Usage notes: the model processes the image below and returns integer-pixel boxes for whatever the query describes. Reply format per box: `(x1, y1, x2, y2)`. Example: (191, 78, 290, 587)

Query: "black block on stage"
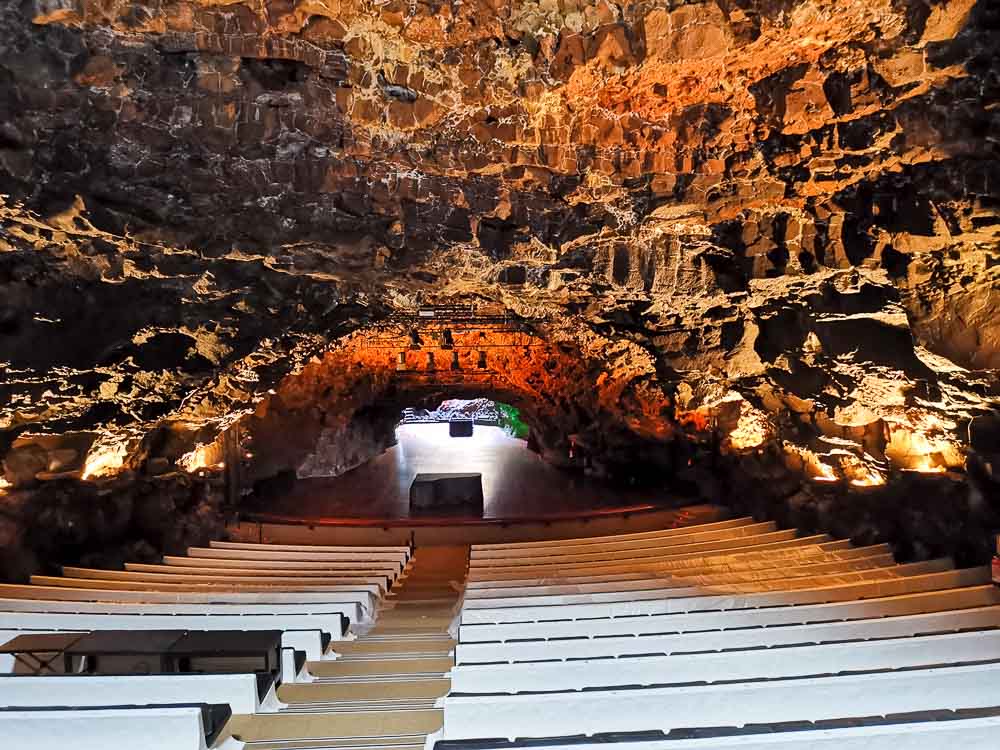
(410, 472, 484, 512)
(449, 418, 474, 437)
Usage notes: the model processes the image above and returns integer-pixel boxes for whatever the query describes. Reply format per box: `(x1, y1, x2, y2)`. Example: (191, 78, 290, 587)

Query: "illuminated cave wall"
(0, 0, 999, 577)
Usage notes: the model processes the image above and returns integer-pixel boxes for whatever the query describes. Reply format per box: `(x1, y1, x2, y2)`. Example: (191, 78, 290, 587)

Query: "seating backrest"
(0, 703, 230, 750)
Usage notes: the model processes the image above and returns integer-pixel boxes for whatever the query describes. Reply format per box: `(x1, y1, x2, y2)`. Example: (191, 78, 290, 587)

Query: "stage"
(260, 423, 673, 522)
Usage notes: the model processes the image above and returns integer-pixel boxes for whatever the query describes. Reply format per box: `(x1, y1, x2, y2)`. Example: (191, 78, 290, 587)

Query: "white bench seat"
(62, 568, 386, 593)
(435, 714, 1000, 750)
(461, 560, 960, 621)
(2, 583, 376, 606)
(0, 672, 281, 714)
(212, 540, 410, 557)
(30, 575, 382, 595)
(457, 600, 1000, 663)
(0, 611, 348, 649)
(439, 662, 1000, 740)
(467, 529, 802, 568)
(187, 547, 408, 565)
(463, 552, 896, 599)
(457, 568, 993, 640)
(0, 597, 368, 625)
(450, 628, 1000, 693)
(464, 542, 876, 590)
(470, 522, 788, 561)
(127, 563, 395, 583)
(466, 535, 836, 581)
(162, 556, 402, 573)
(470, 517, 757, 551)
(0, 705, 240, 750)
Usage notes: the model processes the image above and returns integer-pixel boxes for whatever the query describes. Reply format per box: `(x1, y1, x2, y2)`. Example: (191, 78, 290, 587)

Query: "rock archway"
(242, 309, 675, 485)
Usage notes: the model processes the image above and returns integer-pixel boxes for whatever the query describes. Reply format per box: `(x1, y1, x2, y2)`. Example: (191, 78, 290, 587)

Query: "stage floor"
(268, 423, 662, 520)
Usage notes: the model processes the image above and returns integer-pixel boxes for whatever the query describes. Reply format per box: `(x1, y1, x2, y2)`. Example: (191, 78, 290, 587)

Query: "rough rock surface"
(1, 0, 999, 578)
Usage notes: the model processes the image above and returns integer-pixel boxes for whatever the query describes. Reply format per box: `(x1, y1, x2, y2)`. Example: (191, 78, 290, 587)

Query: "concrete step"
(282, 700, 439, 713)
(247, 737, 426, 750)
(225, 708, 443, 743)
(280, 679, 451, 703)
(330, 640, 455, 657)
(372, 613, 454, 627)
(309, 656, 453, 678)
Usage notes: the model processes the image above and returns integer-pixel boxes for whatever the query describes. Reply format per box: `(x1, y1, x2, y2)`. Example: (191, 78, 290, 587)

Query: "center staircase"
(226, 546, 469, 749)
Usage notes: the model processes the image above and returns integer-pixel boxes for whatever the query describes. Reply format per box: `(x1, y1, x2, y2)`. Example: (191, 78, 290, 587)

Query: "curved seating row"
(433, 515, 1000, 750)
(0, 537, 413, 748)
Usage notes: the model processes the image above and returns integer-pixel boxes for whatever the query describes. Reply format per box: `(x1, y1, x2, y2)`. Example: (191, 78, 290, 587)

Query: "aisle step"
(329, 640, 455, 656)
(248, 738, 426, 750)
(226, 708, 443, 741)
(309, 656, 453, 677)
(280, 679, 451, 703)
(223, 545, 469, 750)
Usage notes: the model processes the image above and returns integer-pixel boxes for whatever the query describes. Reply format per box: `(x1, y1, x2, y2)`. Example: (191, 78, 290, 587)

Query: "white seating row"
(433, 713, 1000, 750)
(457, 585, 1000, 662)
(440, 663, 1000, 739)
(461, 552, 900, 605)
(463, 542, 888, 591)
(2, 705, 243, 750)
(465, 534, 840, 580)
(0, 536, 418, 749)
(460, 561, 977, 625)
(0, 672, 282, 714)
(450, 628, 1000, 693)
(437, 516, 1000, 750)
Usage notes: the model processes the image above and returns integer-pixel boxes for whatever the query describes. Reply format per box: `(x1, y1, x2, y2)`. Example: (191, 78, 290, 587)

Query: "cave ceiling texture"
(0, 0, 999, 577)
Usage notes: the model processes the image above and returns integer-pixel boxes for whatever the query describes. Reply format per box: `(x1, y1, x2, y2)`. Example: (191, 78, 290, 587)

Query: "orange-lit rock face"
(0, 0, 998, 503)
(245, 318, 674, 479)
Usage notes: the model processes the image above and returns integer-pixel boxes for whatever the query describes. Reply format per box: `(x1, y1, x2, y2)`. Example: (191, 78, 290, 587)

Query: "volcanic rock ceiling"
(1, 0, 999, 572)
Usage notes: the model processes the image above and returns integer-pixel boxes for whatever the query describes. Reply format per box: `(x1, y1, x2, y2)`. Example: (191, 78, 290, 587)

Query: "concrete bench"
(438, 662, 1000, 740)
(467, 528, 802, 568)
(30, 575, 383, 595)
(187, 547, 409, 565)
(0, 583, 378, 607)
(0, 597, 368, 626)
(0, 611, 343, 655)
(0, 671, 281, 713)
(127, 563, 394, 588)
(460, 560, 961, 622)
(464, 542, 875, 590)
(457, 585, 1000, 660)
(463, 552, 896, 599)
(162, 556, 404, 576)
(0, 704, 237, 750)
(465, 534, 837, 580)
(450, 628, 1000, 693)
(62, 567, 387, 593)
(469, 522, 780, 560)
(462, 559, 929, 610)
(470, 517, 757, 551)
(430, 712, 1000, 750)
(211, 540, 410, 560)
(456, 569, 993, 641)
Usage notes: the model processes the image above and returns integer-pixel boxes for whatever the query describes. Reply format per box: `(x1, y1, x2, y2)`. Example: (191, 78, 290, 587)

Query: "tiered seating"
(437, 516, 1000, 749)
(0, 538, 412, 746)
(0, 540, 411, 656)
(6, 511, 1000, 749)
(3, 704, 236, 750)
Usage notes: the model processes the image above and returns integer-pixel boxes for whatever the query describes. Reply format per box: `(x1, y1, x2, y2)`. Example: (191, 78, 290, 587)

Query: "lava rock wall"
(1, 0, 999, 577)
